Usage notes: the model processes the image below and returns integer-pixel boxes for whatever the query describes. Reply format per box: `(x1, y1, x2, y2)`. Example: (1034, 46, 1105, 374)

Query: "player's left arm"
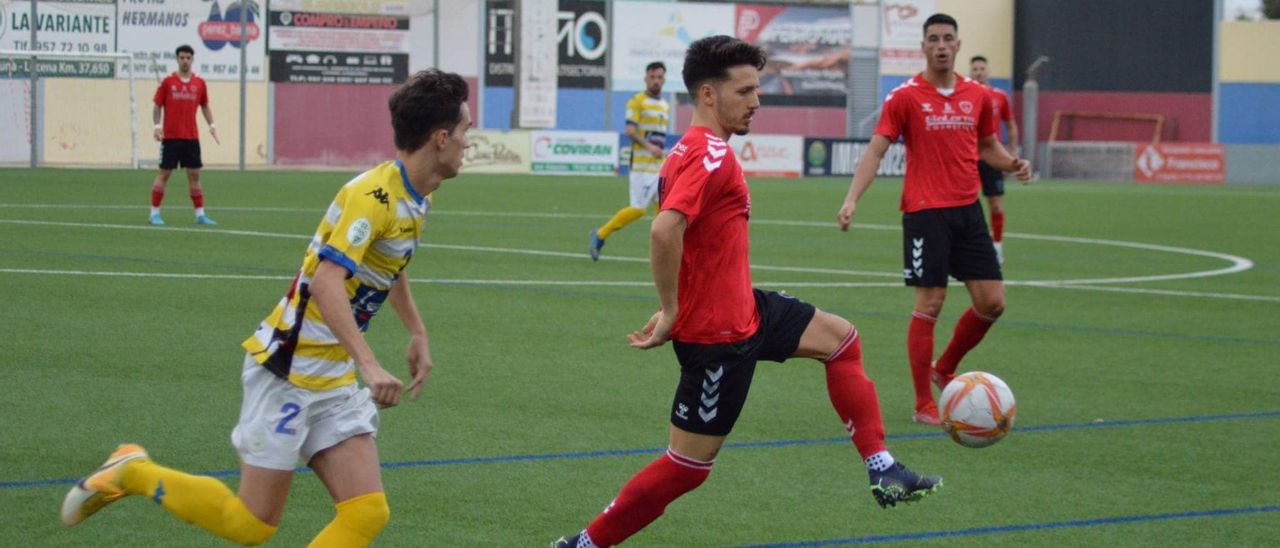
(979, 134, 1030, 182)
(199, 85, 219, 144)
(389, 273, 432, 401)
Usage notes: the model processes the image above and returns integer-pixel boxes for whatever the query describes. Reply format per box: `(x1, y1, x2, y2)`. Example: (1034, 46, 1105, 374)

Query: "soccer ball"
(939, 371, 1017, 448)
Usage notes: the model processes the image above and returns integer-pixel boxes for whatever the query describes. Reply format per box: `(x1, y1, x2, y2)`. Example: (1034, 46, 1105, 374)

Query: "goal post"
(0, 50, 138, 168)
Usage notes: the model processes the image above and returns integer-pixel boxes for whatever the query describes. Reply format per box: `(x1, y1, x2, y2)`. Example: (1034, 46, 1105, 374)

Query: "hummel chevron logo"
(706, 145, 727, 159)
(703, 156, 723, 172)
(702, 379, 720, 393)
(912, 259, 923, 269)
(699, 407, 718, 422)
(707, 366, 724, 382)
(912, 247, 923, 258)
(844, 418, 856, 434)
(913, 237, 924, 248)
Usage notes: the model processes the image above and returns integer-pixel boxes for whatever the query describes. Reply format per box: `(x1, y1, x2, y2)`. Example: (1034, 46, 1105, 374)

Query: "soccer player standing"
(554, 36, 940, 548)
(150, 45, 218, 226)
(969, 54, 1020, 264)
(836, 14, 1031, 425)
(589, 61, 671, 261)
(62, 70, 472, 547)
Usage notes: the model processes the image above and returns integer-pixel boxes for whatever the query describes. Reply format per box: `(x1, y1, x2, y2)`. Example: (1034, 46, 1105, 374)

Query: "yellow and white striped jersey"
(242, 160, 429, 391)
(625, 91, 670, 174)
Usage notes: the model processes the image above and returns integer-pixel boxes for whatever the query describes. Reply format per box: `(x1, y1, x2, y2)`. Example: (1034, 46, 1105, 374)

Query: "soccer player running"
(968, 54, 1020, 265)
(553, 36, 940, 548)
(589, 61, 671, 261)
(149, 45, 219, 226)
(61, 70, 472, 547)
(836, 14, 1031, 425)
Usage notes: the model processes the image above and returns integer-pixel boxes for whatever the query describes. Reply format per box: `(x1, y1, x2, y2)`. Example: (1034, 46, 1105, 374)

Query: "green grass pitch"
(1, 167, 1277, 546)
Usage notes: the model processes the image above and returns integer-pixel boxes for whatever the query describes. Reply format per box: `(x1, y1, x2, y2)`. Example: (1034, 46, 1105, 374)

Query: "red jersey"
(875, 73, 995, 212)
(658, 127, 758, 344)
(986, 85, 1013, 136)
(154, 73, 208, 140)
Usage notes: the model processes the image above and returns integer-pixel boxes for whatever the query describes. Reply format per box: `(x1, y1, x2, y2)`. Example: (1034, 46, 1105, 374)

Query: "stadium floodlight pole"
(238, 2, 248, 171)
(476, 0, 486, 128)
(1211, 0, 1222, 143)
(29, 0, 37, 168)
(1022, 56, 1049, 170)
(433, 0, 441, 69)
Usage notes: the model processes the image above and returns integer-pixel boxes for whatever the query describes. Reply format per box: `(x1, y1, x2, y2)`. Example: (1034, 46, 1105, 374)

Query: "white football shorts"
(629, 170, 661, 209)
(230, 354, 379, 470)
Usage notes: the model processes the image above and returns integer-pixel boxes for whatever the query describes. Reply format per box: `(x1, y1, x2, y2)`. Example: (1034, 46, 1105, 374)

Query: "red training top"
(875, 72, 995, 212)
(154, 73, 208, 141)
(986, 85, 1014, 136)
(658, 126, 759, 344)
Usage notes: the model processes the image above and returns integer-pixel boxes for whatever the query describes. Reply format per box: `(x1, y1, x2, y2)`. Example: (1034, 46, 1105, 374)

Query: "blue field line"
(735, 505, 1280, 547)
(4, 410, 1277, 491)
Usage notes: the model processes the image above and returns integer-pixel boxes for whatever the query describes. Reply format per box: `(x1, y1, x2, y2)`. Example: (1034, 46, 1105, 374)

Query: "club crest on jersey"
(347, 218, 372, 247)
(959, 101, 973, 114)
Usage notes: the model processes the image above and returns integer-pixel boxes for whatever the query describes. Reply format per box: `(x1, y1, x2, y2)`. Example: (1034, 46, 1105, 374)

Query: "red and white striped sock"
(584, 448, 712, 547)
(823, 328, 886, 459)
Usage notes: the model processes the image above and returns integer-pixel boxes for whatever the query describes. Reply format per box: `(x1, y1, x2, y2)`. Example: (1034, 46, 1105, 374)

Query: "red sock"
(907, 311, 937, 409)
(151, 186, 165, 208)
(991, 210, 1004, 242)
(824, 329, 886, 458)
(585, 449, 711, 547)
(935, 307, 997, 378)
(190, 190, 204, 209)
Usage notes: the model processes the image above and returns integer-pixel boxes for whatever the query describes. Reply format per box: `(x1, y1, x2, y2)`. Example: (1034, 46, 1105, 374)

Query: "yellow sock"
(308, 492, 390, 548)
(123, 460, 276, 546)
(597, 207, 646, 239)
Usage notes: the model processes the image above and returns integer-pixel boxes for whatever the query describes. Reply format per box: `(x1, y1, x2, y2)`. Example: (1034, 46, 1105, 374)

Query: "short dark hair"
(175, 45, 194, 56)
(645, 61, 666, 74)
(970, 55, 988, 64)
(388, 69, 469, 153)
(923, 13, 958, 35)
(681, 36, 766, 94)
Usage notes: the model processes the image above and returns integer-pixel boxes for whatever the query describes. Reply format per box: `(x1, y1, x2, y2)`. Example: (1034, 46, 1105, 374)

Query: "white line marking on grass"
(1, 218, 1269, 301)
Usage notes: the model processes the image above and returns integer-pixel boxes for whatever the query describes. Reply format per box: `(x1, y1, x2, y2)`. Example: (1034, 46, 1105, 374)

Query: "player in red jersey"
(969, 54, 1020, 264)
(552, 36, 940, 548)
(150, 45, 218, 226)
(837, 14, 1031, 426)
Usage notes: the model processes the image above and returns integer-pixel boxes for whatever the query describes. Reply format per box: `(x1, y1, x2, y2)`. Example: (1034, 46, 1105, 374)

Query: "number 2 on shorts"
(275, 402, 302, 435)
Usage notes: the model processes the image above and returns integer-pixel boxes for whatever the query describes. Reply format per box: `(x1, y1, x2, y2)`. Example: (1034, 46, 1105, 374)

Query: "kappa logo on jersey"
(704, 136, 728, 172)
(365, 187, 390, 208)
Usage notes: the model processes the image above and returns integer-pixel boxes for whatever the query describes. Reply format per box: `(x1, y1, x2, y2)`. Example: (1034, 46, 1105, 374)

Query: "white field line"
(0, 217, 1270, 302)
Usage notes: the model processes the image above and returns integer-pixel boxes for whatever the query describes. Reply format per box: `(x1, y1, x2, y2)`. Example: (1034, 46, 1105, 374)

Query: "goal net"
(0, 50, 137, 167)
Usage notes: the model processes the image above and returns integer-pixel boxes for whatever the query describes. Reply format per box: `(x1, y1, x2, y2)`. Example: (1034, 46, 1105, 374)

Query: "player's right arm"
(629, 209, 686, 349)
(152, 83, 165, 142)
(310, 259, 405, 407)
(624, 95, 662, 157)
(840, 89, 905, 231)
(838, 134, 892, 231)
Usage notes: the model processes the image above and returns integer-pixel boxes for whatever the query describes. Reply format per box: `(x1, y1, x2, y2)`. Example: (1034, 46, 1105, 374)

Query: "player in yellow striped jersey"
(589, 61, 671, 261)
(61, 70, 472, 547)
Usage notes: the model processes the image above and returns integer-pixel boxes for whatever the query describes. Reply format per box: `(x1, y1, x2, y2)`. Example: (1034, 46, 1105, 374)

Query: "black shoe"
(550, 534, 580, 548)
(869, 462, 942, 508)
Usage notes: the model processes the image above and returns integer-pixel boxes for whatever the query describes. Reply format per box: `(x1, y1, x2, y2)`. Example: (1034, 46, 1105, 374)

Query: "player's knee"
(977, 299, 1005, 319)
(342, 491, 391, 537)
